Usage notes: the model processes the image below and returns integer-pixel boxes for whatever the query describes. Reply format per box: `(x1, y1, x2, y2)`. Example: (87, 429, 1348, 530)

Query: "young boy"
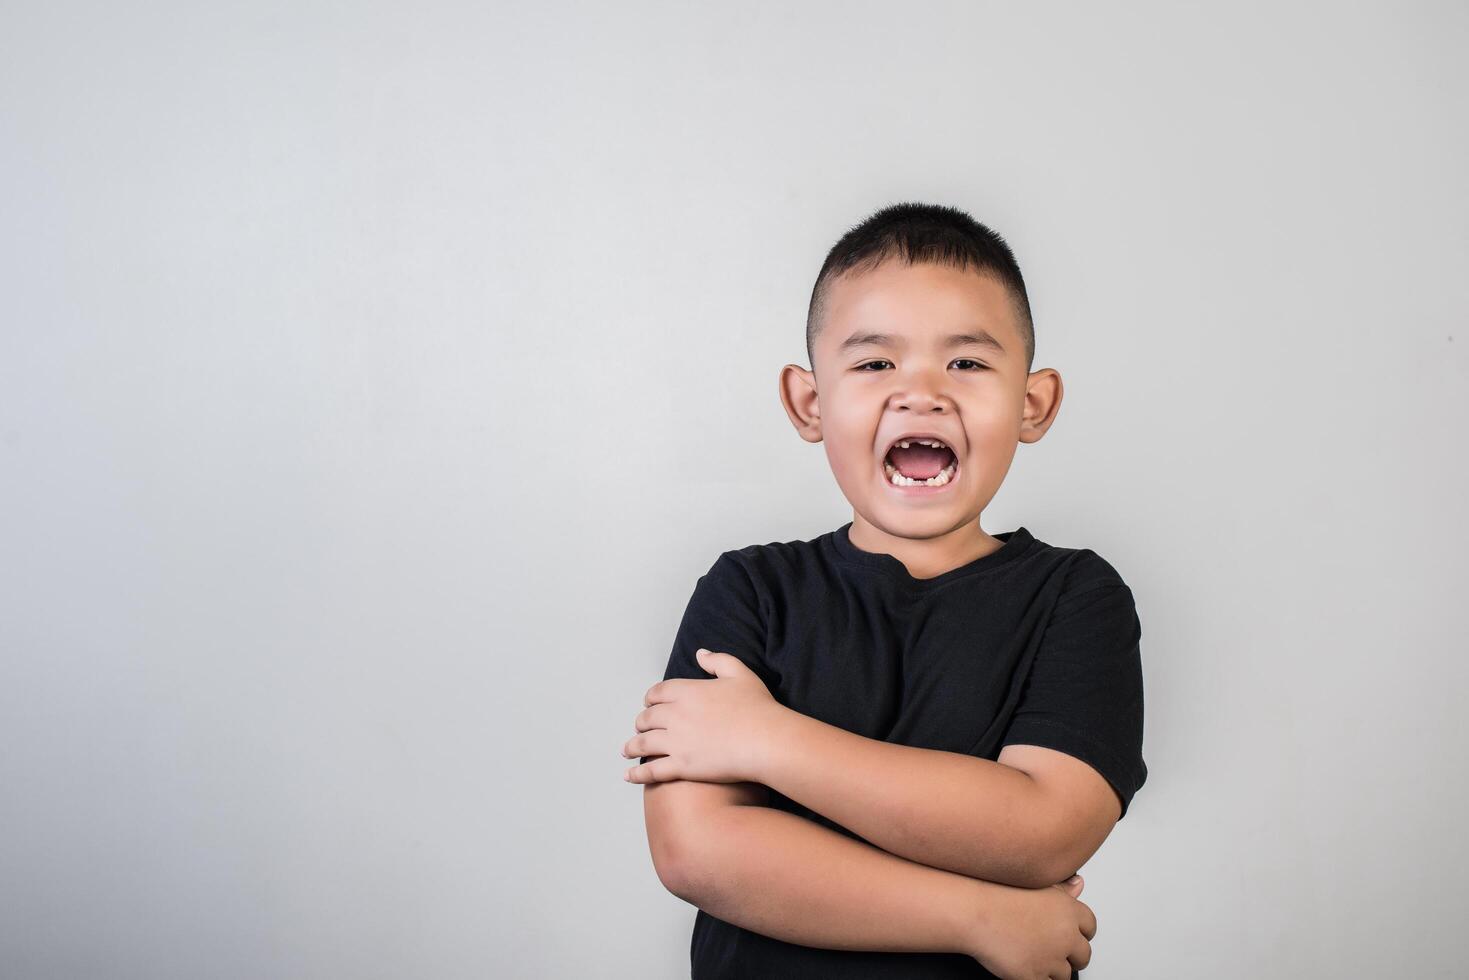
(621, 202, 1147, 979)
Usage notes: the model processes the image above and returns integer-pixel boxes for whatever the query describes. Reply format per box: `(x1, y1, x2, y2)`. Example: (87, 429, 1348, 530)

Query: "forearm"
(760, 709, 1053, 887)
(669, 800, 1000, 958)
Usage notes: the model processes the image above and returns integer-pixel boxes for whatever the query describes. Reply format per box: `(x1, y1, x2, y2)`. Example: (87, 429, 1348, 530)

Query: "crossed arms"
(636, 700, 1122, 958)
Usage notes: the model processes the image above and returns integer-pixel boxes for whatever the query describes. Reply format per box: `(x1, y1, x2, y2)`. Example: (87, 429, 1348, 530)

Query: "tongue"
(888, 444, 951, 480)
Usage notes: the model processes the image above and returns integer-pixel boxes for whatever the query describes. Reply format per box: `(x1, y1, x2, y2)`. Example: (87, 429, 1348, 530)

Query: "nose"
(891, 367, 954, 413)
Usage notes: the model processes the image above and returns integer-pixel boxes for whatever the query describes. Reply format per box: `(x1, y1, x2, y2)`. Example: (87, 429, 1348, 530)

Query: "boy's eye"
(854, 359, 989, 372)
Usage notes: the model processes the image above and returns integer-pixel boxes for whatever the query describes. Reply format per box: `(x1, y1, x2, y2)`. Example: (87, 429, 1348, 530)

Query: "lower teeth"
(884, 460, 956, 487)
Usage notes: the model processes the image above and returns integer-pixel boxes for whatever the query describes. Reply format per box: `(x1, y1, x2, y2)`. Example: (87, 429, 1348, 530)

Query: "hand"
(621, 648, 787, 785)
(962, 874, 1096, 980)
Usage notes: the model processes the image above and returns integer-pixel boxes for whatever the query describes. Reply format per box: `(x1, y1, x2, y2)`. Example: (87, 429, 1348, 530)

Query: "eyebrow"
(838, 330, 1008, 356)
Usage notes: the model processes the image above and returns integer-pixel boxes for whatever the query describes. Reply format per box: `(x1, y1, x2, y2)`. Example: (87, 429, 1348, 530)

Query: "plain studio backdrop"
(2, 2, 1465, 977)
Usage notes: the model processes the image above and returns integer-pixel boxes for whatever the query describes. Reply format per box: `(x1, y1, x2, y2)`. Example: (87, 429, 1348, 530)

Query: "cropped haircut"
(805, 202, 1035, 372)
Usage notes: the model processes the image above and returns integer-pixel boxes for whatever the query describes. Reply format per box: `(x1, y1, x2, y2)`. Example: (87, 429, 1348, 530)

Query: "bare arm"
(753, 710, 1118, 888)
(644, 779, 1006, 958)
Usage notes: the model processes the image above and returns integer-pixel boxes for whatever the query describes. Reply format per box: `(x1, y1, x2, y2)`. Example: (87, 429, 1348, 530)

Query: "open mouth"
(881, 436, 959, 491)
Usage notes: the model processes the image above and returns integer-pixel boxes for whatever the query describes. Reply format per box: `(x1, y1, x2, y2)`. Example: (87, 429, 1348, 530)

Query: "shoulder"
(1061, 548, 1133, 597)
(1024, 529, 1134, 594)
(1020, 534, 1139, 624)
(711, 528, 834, 589)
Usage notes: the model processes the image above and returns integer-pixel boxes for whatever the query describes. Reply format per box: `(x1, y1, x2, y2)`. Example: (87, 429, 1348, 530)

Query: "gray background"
(2, 1, 1465, 977)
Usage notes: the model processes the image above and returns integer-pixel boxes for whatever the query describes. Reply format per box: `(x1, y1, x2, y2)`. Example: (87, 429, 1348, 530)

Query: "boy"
(620, 202, 1147, 979)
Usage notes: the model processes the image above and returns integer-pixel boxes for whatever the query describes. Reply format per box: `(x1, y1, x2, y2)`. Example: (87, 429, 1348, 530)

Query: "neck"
(847, 513, 1004, 581)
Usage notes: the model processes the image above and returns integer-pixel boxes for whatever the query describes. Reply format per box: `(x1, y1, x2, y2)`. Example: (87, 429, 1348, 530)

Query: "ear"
(778, 363, 823, 444)
(1019, 367, 1063, 445)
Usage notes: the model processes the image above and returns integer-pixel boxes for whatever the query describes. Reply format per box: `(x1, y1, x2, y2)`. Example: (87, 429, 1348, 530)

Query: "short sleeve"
(638, 551, 775, 765)
(1000, 557, 1148, 820)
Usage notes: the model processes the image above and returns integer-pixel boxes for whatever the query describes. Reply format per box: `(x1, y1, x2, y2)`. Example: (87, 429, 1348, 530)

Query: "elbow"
(1017, 800, 1114, 887)
(1028, 856, 1073, 890)
(951, 842, 1057, 890)
(649, 832, 690, 898)
(1019, 826, 1078, 889)
(655, 821, 743, 907)
(649, 828, 709, 903)
(1012, 855, 1068, 890)
(1028, 832, 1102, 889)
(643, 781, 765, 902)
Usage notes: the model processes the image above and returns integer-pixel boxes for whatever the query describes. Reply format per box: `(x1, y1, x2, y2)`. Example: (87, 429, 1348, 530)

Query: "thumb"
(1060, 874, 1084, 897)
(694, 647, 740, 676)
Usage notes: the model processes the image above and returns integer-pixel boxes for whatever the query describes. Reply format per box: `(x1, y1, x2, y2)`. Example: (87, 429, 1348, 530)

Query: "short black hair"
(805, 202, 1034, 372)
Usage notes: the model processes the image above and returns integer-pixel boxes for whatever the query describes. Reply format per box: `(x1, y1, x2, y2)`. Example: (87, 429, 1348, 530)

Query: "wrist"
(752, 702, 805, 784)
(952, 875, 1006, 961)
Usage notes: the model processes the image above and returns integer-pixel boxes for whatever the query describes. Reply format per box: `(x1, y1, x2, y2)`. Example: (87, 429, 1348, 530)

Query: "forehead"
(818, 260, 1021, 357)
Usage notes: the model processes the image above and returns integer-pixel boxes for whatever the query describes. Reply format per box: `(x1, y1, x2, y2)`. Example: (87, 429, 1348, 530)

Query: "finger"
(624, 757, 673, 784)
(1068, 934, 1093, 972)
(632, 704, 669, 735)
(694, 648, 743, 677)
(623, 730, 669, 760)
(643, 679, 683, 708)
(1080, 900, 1097, 940)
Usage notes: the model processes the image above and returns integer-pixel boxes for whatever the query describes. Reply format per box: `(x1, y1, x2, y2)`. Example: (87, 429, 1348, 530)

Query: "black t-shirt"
(644, 521, 1147, 979)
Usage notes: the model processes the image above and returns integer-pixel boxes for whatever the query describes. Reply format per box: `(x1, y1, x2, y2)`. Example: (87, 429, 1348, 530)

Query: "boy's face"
(780, 259, 1062, 548)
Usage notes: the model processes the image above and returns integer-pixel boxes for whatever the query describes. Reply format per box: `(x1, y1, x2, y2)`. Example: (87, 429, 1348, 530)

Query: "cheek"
(822, 433, 865, 474)
(820, 423, 876, 481)
(956, 398, 1016, 439)
(963, 424, 1022, 482)
(973, 413, 1022, 449)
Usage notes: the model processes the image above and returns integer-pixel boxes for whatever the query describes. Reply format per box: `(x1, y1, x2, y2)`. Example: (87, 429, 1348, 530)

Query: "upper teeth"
(884, 437, 958, 488)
